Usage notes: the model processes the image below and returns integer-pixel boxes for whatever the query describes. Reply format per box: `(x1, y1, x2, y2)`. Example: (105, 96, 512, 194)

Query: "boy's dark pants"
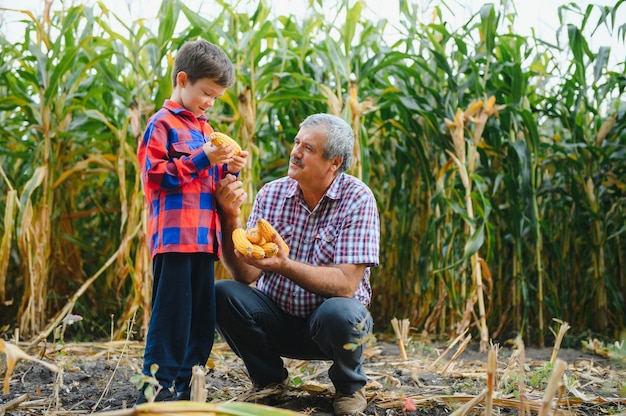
(142, 252, 216, 393)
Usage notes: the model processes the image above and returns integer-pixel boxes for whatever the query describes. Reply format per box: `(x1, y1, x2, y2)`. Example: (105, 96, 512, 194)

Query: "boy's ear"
(176, 71, 188, 87)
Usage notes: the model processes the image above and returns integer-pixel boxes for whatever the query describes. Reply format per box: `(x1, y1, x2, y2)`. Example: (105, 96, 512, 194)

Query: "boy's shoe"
(176, 388, 191, 401)
(135, 387, 176, 406)
(333, 387, 367, 415)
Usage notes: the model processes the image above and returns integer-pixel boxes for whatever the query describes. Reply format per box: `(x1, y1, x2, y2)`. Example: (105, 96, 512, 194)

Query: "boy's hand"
(227, 150, 249, 173)
(203, 142, 236, 166)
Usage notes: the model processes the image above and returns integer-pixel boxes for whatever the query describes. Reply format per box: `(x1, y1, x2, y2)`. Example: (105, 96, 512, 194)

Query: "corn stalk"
(0, 0, 624, 345)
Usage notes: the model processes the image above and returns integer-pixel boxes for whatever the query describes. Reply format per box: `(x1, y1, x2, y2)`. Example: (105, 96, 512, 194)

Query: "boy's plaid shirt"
(138, 100, 229, 258)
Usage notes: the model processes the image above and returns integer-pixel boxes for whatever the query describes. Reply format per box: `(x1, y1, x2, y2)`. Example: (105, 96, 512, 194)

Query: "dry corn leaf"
(0, 339, 60, 394)
(95, 400, 303, 415)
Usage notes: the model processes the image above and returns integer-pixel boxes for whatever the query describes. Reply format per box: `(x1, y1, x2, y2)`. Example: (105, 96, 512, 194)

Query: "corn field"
(0, 0, 624, 350)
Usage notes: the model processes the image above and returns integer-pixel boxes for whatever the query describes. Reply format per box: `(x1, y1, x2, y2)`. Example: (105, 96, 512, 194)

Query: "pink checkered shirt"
(249, 174, 380, 317)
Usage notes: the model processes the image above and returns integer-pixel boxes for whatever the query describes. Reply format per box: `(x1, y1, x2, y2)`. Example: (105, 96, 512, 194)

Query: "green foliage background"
(0, 0, 624, 348)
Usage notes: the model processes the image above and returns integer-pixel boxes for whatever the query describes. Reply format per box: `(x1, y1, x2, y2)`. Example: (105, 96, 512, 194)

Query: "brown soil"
(1, 335, 624, 415)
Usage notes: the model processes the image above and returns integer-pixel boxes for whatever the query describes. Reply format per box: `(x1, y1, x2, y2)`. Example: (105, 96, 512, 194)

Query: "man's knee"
(316, 298, 372, 333)
(215, 279, 238, 297)
(215, 279, 240, 313)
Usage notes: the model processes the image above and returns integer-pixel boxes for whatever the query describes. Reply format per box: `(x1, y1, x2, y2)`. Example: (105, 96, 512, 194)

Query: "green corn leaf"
(463, 223, 485, 259)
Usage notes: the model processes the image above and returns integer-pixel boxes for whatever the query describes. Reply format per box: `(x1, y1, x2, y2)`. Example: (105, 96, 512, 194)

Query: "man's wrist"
(218, 208, 242, 227)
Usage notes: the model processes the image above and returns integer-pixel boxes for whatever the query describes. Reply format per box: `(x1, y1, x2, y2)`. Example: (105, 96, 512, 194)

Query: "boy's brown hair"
(172, 39, 235, 88)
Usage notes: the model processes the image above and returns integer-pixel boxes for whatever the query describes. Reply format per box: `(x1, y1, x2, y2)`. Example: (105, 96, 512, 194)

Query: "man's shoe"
(135, 386, 175, 405)
(264, 376, 290, 390)
(253, 376, 290, 391)
(333, 387, 367, 415)
(245, 377, 290, 405)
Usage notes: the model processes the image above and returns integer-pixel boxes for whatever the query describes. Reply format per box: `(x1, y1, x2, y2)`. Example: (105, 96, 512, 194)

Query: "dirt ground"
(1, 334, 625, 415)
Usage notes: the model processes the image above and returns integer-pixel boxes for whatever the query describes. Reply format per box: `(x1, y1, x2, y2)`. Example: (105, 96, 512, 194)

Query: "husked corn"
(209, 131, 243, 155)
(232, 228, 253, 255)
(256, 218, 290, 256)
(245, 227, 264, 244)
(250, 244, 266, 259)
(260, 242, 279, 257)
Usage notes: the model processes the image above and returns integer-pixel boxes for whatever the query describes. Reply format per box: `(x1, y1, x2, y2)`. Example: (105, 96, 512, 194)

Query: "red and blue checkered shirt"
(248, 173, 380, 317)
(138, 100, 230, 258)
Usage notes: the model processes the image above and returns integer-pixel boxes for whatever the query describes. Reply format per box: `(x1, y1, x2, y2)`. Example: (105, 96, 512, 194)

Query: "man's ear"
(176, 71, 188, 87)
(331, 157, 343, 172)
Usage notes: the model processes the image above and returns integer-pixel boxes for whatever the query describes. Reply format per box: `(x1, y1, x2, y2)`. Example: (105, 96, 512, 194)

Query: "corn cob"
(245, 227, 264, 244)
(256, 218, 278, 240)
(232, 228, 253, 255)
(260, 242, 279, 257)
(250, 244, 266, 259)
(256, 218, 290, 255)
(209, 131, 242, 155)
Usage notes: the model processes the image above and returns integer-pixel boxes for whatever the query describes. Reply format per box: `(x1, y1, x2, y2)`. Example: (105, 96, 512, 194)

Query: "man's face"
(178, 73, 226, 117)
(288, 125, 339, 185)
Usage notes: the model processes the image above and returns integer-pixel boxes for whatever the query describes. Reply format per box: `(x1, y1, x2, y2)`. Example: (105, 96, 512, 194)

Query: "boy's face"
(176, 72, 227, 117)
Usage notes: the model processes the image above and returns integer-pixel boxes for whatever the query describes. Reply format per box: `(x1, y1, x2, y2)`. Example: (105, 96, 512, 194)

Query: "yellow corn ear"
(257, 218, 290, 256)
(250, 244, 266, 259)
(277, 238, 290, 256)
(256, 218, 277, 240)
(245, 227, 263, 244)
(260, 242, 279, 258)
(232, 228, 253, 255)
(209, 131, 242, 155)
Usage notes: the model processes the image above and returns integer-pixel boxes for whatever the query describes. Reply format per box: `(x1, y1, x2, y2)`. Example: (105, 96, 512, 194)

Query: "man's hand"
(234, 233, 289, 271)
(216, 174, 247, 218)
(216, 174, 263, 284)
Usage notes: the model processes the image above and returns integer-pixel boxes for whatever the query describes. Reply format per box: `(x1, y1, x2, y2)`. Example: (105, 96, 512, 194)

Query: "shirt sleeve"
(246, 186, 266, 229)
(139, 119, 211, 191)
(335, 188, 380, 267)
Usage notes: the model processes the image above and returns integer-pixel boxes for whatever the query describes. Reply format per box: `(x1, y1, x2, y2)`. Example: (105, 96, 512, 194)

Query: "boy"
(136, 39, 247, 404)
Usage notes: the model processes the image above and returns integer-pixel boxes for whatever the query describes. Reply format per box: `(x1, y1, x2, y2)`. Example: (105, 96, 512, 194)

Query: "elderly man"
(214, 113, 380, 415)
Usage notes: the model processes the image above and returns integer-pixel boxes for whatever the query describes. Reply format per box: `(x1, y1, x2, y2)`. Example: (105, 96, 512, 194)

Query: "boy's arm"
(139, 120, 236, 191)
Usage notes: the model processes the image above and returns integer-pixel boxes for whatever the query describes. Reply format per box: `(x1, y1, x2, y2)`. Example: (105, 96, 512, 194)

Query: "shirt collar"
(286, 173, 345, 201)
(163, 100, 208, 121)
(325, 173, 344, 200)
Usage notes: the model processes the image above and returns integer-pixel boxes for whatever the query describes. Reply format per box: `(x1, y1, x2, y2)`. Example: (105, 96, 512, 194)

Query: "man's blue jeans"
(215, 279, 372, 395)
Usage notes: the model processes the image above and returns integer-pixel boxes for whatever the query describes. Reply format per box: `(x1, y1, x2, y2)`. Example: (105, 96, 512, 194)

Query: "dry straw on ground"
(1, 319, 625, 415)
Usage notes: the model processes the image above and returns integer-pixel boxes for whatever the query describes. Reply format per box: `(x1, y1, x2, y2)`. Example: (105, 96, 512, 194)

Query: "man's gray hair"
(300, 113, 354, 173)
